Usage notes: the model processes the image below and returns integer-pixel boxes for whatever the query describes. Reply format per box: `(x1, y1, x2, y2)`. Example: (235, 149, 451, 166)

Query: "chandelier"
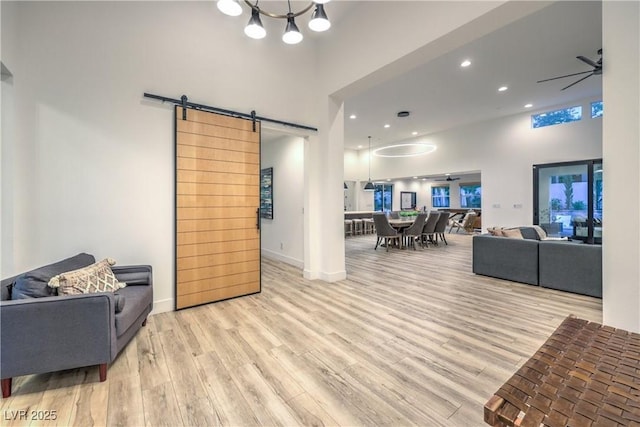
(216, 0, 331, 45)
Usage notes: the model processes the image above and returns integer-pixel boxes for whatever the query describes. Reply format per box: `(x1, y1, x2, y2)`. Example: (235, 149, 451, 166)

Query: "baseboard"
(150, 298, 173, 314)
(303, 269, 346, 282)
(261, 249, 304, 269)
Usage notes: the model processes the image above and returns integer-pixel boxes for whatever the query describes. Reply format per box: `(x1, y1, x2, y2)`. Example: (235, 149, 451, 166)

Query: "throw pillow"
(11, 253, 96, 300)
(532, 225, 547, 240)
(487, 227, 504, 236)
(519, 227, 539, 240)
(502, 228, 524, 239)
(48, 258, 126, 295)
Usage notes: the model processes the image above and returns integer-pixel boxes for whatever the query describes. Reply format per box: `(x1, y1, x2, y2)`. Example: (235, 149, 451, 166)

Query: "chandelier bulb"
(282, 15, 303, 44)
(309, 4, 330, 32)
(217, 0, 242, 17)
(244, 7, 266, 39)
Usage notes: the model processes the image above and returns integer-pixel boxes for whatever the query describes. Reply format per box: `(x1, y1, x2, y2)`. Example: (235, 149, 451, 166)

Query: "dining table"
(388, 218, 416, 248)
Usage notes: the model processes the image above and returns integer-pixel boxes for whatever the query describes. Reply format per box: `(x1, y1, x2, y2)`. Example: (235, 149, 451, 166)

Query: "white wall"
(260, 135, 304, 268)
(602, 1, 640, 332)
(345, 98, 602, 229)
(1, 2, 318, 312)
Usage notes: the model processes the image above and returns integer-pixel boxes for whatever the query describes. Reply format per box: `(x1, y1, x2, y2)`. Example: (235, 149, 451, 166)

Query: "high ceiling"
(343, 1, 603, 150)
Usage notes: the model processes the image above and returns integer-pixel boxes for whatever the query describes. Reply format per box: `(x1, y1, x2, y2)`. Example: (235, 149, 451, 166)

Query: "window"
(532, 106, 582, 128)
(591, 101, 603, 118)
(431, 186, 450, 208)
(460, 183, 481, 208)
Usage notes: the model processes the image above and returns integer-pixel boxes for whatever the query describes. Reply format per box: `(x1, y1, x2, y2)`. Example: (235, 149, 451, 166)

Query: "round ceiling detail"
(397, 111, 410, 118)
(372, 143, 436, 158)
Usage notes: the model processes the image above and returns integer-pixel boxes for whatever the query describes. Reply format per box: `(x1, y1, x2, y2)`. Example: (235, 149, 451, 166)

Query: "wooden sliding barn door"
(175, 107, 261, 310)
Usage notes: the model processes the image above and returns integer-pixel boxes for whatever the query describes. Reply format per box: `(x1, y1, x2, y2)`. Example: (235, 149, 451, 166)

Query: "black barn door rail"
(143, 92, 318, 132)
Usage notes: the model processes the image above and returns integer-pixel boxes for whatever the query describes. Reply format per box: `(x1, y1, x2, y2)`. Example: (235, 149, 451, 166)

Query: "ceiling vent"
(397, 111, 410, 118)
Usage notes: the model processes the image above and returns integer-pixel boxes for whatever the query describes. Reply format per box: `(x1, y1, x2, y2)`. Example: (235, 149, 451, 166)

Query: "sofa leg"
(142, 318, 147, 327)
(99, 364, 107, 382)
(2, 378, 11, 398)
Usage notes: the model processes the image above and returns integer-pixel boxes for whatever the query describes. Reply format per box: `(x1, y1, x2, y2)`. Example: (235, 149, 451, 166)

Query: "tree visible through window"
(431, 186, 450, 208)
(460, 183, 481, 208)
(532, 106, 582, 128)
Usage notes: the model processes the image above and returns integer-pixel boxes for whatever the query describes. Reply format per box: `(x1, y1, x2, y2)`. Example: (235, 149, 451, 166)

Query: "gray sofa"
(473, 233, 602, 298)
(1, 253, 153, 398)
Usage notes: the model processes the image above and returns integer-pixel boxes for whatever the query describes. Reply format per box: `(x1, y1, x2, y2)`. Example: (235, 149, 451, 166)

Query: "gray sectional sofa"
(1, 253, 153, 398)
(472, 231, 602, 298)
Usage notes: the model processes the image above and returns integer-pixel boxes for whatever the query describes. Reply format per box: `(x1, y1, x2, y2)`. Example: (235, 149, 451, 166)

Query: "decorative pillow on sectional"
(11, 253, 96, 300)
(487, 227, 504, 236)
(519, 227, 540, 240)
(48, 258, 126, 295)
(502, 228, 524, 239)
(532, 225, 547, 240)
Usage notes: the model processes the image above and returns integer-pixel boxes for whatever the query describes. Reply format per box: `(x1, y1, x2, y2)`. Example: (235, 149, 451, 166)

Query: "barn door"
(175, 106, 261, 309)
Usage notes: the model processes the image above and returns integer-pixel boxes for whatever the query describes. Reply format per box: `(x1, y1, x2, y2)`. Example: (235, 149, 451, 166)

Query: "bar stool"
(363, 218, 375, 234)
(344, 219, 354, 237)
(352, 218, 364, 235)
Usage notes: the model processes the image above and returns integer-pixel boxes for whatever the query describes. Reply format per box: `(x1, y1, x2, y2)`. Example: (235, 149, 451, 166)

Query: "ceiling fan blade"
(577, 55, 599, 68)
(561, 73, 593, 91)
(537, 70, 593, 83)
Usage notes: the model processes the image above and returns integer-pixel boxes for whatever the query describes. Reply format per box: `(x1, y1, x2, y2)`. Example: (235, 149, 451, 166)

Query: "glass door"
(593, 162, 603, 244)
(374, 184, 393, 212)
(533, 159, 602, 244)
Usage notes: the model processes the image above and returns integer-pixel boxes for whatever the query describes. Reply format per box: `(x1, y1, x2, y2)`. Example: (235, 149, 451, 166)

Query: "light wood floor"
(1, 233, 602, 426)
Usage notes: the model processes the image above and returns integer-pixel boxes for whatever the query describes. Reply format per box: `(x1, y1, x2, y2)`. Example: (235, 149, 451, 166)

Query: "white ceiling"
(343, 1, 603, 150)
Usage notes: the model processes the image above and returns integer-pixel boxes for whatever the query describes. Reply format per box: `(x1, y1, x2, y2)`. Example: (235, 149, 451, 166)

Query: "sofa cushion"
(11, 253, 96, 300)
(115, 285, 152, 337)
(49, 258, 126, 295)
(502, 228, 523, 239)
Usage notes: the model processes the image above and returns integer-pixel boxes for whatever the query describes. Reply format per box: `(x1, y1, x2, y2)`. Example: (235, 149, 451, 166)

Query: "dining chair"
(402, 213, 428, 250)
(420, 212, 440, 247)
(434, 211, 451, 245)
(372, 213, 401, 251)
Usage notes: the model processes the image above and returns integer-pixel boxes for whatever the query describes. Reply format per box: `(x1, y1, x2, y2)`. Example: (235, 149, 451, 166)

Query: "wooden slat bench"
(484, 315, 640, 426)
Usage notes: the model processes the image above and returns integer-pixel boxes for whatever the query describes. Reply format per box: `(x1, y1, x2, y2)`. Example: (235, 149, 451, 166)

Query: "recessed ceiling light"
(524, 103, 533, 108)
(384, 124, 390, 128)
(357, 145, 363, 149)
(422, 178, 427, 181)
(445, 173, 451, 176)
(349, 114, 357, 119)
(460, 59, 471, 67)
(412, 131, 418, 136)
(498, 86, 508, 92)
(386, 179, 391, 181)
(413, 176, 418, 179)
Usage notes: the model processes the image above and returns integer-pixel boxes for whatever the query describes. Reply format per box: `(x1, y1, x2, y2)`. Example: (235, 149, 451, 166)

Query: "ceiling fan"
(537, 48, 603, 91)
(435, 176, 460, 182)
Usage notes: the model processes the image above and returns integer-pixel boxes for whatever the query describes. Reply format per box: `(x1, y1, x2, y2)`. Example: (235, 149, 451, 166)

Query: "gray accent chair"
(1, 253, 153, 398)
(373, 213, 401, 251)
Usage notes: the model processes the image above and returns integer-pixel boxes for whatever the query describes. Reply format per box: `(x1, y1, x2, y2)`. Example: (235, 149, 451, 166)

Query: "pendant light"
(308, 4, 331, 32)
(282, 13, 303, 44)
(364, 136, 375, 191)
(244, 7, 266, 39)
